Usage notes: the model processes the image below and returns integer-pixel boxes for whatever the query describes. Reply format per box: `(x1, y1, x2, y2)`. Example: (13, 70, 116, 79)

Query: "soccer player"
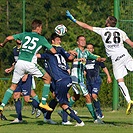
(66, 10, 133, 115)
(68, 35, 105, 123)
(5, 40, 41, 123)
(0, 19, 56, 114)
(43, 33, 77, 125)
(85, 43, 112, 119)
(37, 49, 85, 127)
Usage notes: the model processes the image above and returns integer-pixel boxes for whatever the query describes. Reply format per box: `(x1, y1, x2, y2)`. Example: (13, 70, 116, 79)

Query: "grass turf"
(0, 106, 133, 133)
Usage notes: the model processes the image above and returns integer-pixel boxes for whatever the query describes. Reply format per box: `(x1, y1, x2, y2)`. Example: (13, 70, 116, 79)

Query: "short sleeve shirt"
(93, 27, 129, 57)
(13, 32, 52, 63)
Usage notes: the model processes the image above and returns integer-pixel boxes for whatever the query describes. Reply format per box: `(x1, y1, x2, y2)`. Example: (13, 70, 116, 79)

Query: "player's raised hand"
(0, 43, 4, 47)
(5, 67, 13, 73)
(69, 50, 77, 56)
(66, 10, 76, 23)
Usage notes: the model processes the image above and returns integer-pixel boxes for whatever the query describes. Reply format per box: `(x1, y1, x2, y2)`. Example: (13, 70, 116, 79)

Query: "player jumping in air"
(66, 10, 133, 115)
(0, 19, 56, 114)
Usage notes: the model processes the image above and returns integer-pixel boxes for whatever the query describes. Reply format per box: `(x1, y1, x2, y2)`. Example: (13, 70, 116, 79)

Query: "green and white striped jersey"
(71, 47, 98, 83)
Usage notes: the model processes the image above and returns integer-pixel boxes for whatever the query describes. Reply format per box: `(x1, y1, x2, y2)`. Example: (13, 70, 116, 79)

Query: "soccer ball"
(55, 24, 67, 36)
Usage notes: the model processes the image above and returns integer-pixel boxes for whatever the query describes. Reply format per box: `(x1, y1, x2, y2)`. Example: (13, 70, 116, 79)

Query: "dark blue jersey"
(8, 45, 20, 66)
(53, 46, 70, 71)
(13, 46, 20, 63)
(85, 59, 105, 81)
(53, 45, 70, 60)
(42, 45, 70, 79)
(40, 52, 70, 81)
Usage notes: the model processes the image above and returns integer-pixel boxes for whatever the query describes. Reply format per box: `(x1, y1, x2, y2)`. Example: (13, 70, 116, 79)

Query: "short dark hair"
(87, 43, 94, 47)
(51, 33, 61, 41)
(106, 16, 117, 27)
(76, 35, 85, 41)
(31, 19, 42, 30)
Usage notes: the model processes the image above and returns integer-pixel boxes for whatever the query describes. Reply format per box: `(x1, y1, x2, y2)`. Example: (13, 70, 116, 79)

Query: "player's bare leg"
(39, 72, 53, 111)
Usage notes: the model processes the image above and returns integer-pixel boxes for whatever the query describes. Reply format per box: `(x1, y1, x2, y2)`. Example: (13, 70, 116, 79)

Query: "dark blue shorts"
(55, 77, 72, 105)
(50, 80, 56, 93)
(86, 76, 102, 95)
(14, 75, 32, 96)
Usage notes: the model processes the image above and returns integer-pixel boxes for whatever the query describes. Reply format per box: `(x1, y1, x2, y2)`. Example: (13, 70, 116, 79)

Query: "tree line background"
(0, 0, 132, 108)
(0, 0, 114, 75)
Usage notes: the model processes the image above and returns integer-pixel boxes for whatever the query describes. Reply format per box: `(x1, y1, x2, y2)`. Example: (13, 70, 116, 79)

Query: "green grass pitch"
(0, 106, 133, 133)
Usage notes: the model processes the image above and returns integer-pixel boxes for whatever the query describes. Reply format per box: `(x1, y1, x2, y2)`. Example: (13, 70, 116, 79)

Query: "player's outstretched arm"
(66, 10, 93, 31)
(68, 50, 77, 60)
(125, 38, 133, 48)
(103, 67, 112, 83)
(96, 57, 106, 62)
(0, 36, 14, 47)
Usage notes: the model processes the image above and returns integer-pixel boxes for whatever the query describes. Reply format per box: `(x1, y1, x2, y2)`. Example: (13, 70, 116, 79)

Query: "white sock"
(118, 82, 131, 103)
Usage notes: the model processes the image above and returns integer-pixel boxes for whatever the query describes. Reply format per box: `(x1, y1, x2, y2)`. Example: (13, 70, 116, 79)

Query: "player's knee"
(43, 73, 51, 83)
(30, 90, 36, 97)
(24, 96, 31, 103)
(10, 84, 17, 91)
(92, 94, 98, 100)
(85, 94, 91, 103)
(13, 92, 21, 99)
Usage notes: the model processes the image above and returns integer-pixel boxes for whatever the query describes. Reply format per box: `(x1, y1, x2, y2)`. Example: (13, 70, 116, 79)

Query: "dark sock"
(45, 99, 58, 119)
(14, 98, 22, 120)
(62, 110, 68, 122)
(94, 99, 102, 116)
(64, 107, 82, 123)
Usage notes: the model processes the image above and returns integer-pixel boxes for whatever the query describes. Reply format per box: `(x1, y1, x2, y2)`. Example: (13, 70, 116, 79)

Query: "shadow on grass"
(36, 120, 67, 126)
(78, 115, 133, 126)
(9, 113, 35, 119)
(103, 121, 133, 126)
(0, 120, 28, 127)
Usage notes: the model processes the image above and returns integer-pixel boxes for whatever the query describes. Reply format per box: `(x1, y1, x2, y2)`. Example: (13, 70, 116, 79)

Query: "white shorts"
(12, 60, 45, 84)
(111, 51, 133, 80)
(72, 82, 88, 96)
(31, 76, 36, 90)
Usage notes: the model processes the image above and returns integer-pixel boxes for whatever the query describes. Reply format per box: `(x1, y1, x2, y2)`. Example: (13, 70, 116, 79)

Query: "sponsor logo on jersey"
(107, 44, 119, 48)
(115, 54, 125, 62)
